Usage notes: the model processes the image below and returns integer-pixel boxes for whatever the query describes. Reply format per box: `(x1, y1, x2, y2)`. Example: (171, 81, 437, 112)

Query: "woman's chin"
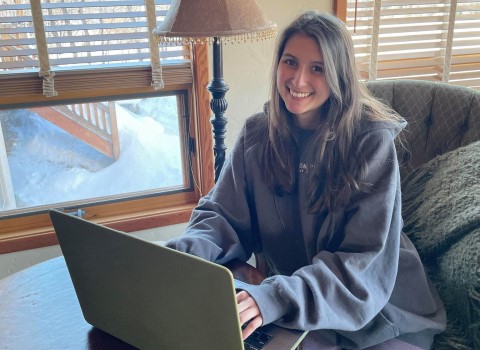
(285, 103, 306, 116)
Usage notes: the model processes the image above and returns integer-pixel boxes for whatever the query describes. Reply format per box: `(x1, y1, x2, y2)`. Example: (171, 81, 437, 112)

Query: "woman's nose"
(292, 66, 308, 87)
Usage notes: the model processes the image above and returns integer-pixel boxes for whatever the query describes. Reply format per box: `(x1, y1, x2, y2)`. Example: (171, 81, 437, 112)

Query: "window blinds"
(0, 0, 192, 102)
(346, 0, 480, 89)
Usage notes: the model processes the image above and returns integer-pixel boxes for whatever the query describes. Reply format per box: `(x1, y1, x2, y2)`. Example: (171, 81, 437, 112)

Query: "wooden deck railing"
(30, 102, 120, 160)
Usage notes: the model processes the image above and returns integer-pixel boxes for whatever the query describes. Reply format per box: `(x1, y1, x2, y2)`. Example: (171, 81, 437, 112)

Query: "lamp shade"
(153, 0, 277, 44)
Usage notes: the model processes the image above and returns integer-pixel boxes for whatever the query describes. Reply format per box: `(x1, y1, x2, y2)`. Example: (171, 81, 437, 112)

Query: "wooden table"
(0, 256, 264, 349)
(0, 256, 136, 349)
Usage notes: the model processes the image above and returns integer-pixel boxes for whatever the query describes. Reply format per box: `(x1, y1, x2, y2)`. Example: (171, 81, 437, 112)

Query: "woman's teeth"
(290, 89, 312, 98)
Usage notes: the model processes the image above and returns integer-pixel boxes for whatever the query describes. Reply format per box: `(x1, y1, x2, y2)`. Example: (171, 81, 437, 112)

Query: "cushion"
(401, 140, 480, 349)
(401, 140, 480, 261)
(430, 228, 480, 349)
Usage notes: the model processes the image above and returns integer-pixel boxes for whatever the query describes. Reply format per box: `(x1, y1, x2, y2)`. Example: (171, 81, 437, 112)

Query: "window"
(0, 0, 213, 253)
(335, 0, 480, 90)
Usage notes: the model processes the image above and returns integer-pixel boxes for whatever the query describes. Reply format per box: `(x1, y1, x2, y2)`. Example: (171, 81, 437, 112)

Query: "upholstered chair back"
(366, 80, 480, 178)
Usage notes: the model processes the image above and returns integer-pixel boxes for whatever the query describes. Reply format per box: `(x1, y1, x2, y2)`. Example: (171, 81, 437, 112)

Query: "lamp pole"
(207, 36, 229, 182)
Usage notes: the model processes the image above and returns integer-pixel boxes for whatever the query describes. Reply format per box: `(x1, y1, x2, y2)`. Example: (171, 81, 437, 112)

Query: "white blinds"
(346, 0, 480, 89)
(0, 0, 192, 100)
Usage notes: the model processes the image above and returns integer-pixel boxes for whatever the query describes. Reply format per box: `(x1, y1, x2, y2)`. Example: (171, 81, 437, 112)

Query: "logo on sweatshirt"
(299, 162, 314, 173)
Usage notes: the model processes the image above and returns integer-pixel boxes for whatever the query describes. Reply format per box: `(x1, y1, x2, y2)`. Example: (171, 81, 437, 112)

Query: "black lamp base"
(207, 37, 229, 182)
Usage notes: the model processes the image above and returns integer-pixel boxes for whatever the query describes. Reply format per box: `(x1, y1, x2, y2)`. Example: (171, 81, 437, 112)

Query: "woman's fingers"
(236, 290, 251, 313)
(236, 291, 264, 339)
(242, 315, 263, 340)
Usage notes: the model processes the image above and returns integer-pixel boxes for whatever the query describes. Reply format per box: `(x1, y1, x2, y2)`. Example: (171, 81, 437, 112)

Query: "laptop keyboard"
(243, 329, 273, 350)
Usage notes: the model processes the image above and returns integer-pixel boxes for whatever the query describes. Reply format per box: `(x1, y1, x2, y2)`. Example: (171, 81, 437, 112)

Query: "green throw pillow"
(431, 227, 480, 349)
(401, 140, 480, 261)
(401, 140, 480, 349)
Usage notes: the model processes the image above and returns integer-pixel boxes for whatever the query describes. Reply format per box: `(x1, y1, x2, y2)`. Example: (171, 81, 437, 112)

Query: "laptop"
(50, 209, 308, 350)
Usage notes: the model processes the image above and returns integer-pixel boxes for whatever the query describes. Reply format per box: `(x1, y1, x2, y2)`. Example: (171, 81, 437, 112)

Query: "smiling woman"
(164, 10, 446, 349)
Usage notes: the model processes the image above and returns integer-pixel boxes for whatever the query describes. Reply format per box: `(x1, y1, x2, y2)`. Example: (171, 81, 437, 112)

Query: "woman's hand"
(236, 290, 263, 340)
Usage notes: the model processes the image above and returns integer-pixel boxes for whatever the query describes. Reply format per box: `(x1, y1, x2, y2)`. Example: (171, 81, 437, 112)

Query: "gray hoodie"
(166, 112, 446, 349)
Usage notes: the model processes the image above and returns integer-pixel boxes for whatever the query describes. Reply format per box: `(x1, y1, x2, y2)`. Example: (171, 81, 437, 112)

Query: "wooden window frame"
(334, 0, 347, 21)
(0, 43, 213, 254)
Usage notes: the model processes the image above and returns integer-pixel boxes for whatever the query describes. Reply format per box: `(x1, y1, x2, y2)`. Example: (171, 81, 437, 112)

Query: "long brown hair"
(264, 11, 401, 213)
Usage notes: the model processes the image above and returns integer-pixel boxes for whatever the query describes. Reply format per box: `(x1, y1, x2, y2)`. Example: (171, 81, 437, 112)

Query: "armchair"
(366, 80, 480, 350)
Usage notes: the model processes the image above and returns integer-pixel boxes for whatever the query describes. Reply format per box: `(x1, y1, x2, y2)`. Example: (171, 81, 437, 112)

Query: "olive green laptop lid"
(50, 210, 307, 350)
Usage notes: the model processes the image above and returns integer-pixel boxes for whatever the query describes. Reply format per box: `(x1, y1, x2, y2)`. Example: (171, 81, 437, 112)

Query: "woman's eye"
(284, 59, 296, 66)
(313, 65, 324, 74)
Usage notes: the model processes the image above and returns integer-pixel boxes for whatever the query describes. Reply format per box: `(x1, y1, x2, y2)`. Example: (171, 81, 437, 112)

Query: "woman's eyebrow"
(281, 52, 324, 65)
(281, 53, 296, 59)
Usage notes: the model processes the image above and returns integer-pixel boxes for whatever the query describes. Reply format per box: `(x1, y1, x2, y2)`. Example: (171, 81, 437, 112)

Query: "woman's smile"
(289, 88, 313, 99)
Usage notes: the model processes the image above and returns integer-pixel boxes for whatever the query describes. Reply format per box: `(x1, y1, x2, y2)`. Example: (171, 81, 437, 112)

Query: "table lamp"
(153, 0, 277, 182)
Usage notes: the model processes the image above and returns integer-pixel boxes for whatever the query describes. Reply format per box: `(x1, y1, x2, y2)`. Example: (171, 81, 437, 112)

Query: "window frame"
(0, 43, 213, 254)
(334, 0, 347, 21)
